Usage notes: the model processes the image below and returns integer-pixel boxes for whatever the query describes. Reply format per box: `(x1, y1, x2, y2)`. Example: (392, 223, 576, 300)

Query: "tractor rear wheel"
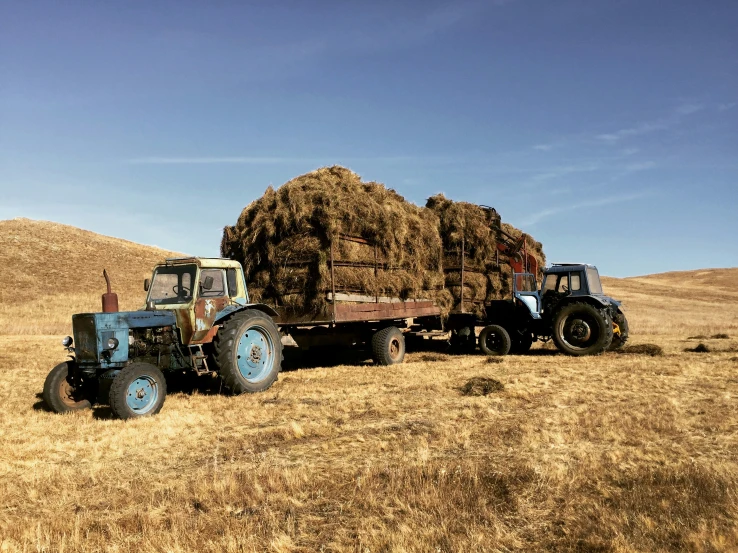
(215, 309, 283, 394)
(608, 311, 629, 351)
(109, 363, 167, 419)
(371, 326, 406, 365)
(553, 302, 613, 356)
(479, 325, 511, 356)
(43, 362, 92, 413)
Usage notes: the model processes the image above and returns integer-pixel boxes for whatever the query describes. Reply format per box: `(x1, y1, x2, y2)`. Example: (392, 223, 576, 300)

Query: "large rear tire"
(43, 362, 92, 413)
(608, 311, 629, 351)
(479, 325, 511, 356)
(109, 363, 167, 419)
(553, 302, 613, 356)
(371, 326, 405, 365)
(215, 309, 283, 394)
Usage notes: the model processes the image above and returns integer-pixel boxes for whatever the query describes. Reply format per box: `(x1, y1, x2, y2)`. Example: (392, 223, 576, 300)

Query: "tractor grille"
(73, 314, 99, 364)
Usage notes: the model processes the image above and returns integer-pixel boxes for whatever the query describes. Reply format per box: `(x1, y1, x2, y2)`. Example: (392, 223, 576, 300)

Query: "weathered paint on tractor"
(72, 310, 177, 368)
(147, 257, 250, 345)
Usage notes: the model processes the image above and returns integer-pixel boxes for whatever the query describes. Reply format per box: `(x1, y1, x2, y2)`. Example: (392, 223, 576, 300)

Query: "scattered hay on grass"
(685, 343, 710, 353)
(460, 376, 504, 396)
(711, 333, 730, 339)
(618, 344, 664, 356)
(486, 357, 505, 364)
(729, 356, 738, 362)
(687, 334, 707, 340)
(419, 353, 450, 363)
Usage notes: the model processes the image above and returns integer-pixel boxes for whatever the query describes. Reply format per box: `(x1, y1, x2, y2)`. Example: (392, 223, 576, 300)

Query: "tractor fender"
(214, 303, 279, 325)
(556, 295, 611, 313)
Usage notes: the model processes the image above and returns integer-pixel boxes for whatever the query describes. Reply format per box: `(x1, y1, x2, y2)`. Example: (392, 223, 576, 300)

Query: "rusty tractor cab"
(43, 258, 282, 420)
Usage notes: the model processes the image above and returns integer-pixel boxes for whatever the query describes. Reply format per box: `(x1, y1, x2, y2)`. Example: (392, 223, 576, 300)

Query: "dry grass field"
(1, 220, 737, 552)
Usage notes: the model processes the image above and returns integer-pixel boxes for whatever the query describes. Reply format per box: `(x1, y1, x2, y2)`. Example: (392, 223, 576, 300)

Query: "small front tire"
(43, 362, 92, 413)
(109, 363, 167, 419)
(608, 311, 629, 351)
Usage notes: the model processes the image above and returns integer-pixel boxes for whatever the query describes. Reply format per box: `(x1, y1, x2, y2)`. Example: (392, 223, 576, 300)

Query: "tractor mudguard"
(214, 303, 279, 325)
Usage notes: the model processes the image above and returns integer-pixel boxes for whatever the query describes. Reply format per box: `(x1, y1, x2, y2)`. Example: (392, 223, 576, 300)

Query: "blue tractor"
(478, 263, 628, 356)
(43, 258, 283, 419)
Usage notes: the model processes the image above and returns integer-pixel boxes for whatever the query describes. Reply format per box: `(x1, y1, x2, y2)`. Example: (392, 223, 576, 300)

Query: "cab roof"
(546, 263, 597, 273)
(157, 257, 243, 269)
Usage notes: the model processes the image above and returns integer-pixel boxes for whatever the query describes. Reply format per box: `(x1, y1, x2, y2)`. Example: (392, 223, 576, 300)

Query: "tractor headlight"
(106, 337, 119, 350)
(61, 336, 73, 347)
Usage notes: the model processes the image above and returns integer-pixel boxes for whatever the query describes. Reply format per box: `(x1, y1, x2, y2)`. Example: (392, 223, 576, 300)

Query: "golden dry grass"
(1, 220, 737, 551)
(0, 218, 182, 334)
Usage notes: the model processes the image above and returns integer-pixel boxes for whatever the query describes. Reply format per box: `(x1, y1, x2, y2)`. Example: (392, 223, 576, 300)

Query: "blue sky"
(1, 0, 736, 277)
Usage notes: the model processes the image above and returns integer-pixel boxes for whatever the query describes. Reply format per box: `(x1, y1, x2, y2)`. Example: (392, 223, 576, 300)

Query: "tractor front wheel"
(43, 362, 92, 413)
(553, 303, 613, 356)
(608, 311, 629, 351)
(215, 310, 283, 394)
(109, 363, 167, 419)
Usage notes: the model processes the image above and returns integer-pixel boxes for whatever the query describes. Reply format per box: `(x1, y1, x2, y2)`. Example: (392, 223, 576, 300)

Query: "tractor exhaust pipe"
(102, 269, 119, 313)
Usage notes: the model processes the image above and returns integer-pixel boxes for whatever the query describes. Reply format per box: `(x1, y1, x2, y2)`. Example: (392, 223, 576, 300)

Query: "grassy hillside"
(0, 218, 182, 334)
(0, 219, 737, 552)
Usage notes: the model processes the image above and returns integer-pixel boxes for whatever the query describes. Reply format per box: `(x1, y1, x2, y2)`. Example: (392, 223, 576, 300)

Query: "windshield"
(586, 267, 603, 294)
(514, 273, 537, 293)
(148, 265, 197, 305)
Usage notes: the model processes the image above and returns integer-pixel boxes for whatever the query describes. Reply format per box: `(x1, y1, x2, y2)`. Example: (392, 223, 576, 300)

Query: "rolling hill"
(0, 218, 182, 334)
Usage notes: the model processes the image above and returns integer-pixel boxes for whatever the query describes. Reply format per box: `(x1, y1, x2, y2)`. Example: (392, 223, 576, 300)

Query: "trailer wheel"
(511, 332, 534, 354)
(479, 325, 511, 356)
(553, 302, 613, 356)
(215, 309, 283, 394)
(371, 326, 405, 365)
(109, 363, 167, 419)
(608, 311, 629, 351)
(43, 362, 92, 413)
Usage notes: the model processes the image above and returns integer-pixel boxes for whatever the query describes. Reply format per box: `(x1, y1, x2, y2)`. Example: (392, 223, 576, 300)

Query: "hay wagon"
(270, 234, 443, 365)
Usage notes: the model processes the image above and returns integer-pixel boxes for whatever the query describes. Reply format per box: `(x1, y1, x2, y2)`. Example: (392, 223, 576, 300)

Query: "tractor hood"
(72, 310, 177, 367)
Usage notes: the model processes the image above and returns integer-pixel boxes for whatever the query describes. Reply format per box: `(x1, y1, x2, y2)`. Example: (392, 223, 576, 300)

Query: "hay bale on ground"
(460, 377, 504, 396)
(222, 166, 448, 317)
(618, 344, 664, 356)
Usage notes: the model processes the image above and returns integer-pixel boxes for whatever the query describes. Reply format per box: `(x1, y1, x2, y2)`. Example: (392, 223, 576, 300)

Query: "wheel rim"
(562, 314, 598, 350)
(58, 378, 84, 408)
(484, 330, 504, 353)
(389, 337, 401, 361)
(236, 325, 275, 383)
(126, 376, 159, 414)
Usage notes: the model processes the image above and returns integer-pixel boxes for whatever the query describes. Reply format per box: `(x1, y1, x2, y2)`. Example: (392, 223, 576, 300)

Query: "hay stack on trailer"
(426, 194, 546, 316)
(221, 166, 453, 320)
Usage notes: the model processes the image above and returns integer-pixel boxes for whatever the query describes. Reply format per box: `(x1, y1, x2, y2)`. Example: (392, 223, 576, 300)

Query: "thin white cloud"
(533, 144, 554, 151)
(521, 191, 650, 226)
(718, 102, 736, 112)
(127, 155, 426, 165)
(596, 103, 707, 143)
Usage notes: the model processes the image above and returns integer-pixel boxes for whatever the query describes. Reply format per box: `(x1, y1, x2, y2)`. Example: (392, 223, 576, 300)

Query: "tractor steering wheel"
(172, 285, 191, 297)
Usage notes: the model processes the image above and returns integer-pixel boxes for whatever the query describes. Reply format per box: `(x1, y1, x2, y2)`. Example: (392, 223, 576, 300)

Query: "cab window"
(557, 274, 570, 293)
(542, 274, 558, 293)
(570, 273, 581, 291)
(227, 268, 239, 296)
(199, 269, 227, 298)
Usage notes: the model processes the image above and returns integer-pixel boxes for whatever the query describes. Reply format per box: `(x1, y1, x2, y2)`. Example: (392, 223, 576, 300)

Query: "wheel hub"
(249, 344, 263, 363)
(569, 319, 592, 342)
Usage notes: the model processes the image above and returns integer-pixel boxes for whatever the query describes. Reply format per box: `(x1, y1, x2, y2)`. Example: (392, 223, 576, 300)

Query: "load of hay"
(221, 166, 452, 318)
(426, 194, 546, 316)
